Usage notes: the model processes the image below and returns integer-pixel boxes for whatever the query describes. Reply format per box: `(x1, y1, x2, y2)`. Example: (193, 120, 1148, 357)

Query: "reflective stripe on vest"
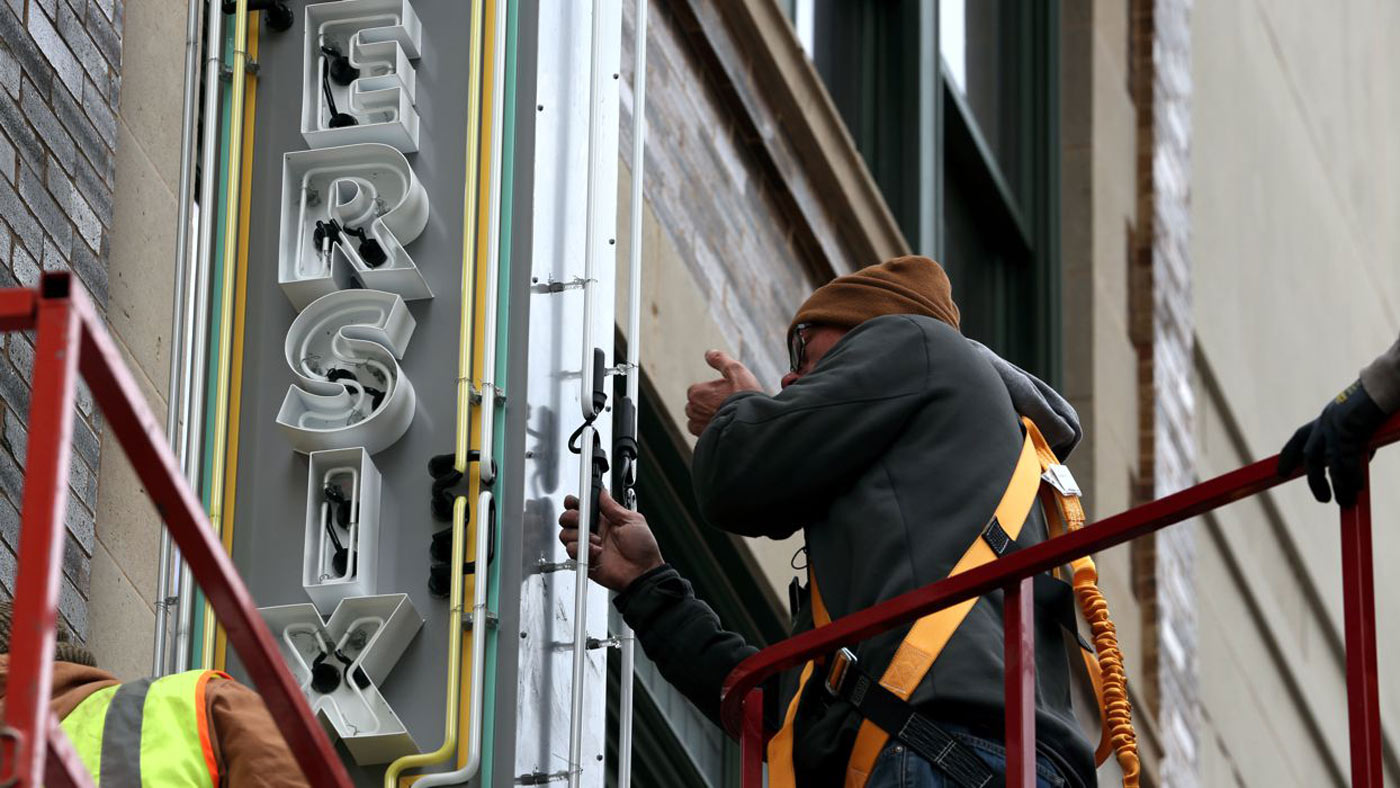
(766, 420, 1043, 788)
(60, 669, 229, 787)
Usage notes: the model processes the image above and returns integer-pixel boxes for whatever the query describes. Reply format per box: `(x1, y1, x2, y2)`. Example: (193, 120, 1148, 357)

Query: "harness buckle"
(1042, 464, 1082, 497)
(824, 647, 858, 696)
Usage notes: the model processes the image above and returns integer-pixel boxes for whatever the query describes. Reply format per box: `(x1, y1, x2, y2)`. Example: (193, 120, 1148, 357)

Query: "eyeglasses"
(788, 323, 812, 373)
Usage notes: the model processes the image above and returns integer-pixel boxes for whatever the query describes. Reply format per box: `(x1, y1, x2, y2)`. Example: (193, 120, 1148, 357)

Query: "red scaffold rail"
(0, 275, 354, 788)
(720, 400, 1400, 788)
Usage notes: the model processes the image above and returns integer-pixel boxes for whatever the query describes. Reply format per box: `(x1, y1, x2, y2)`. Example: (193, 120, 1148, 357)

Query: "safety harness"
(767, 418, 1140, 788)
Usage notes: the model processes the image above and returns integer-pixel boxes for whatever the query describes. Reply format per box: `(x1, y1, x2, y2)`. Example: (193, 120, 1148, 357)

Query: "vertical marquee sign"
(246, 0, 450, 769)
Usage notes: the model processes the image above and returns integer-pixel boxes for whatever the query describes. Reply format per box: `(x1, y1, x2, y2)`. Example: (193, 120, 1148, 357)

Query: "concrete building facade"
(1190, 0, 1400, 784)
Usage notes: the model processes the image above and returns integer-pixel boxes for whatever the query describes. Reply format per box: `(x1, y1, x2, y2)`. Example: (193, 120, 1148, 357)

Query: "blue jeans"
(865, 724, 1068, 788)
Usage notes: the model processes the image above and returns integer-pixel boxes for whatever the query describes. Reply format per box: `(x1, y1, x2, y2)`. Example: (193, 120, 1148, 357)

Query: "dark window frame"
(808, 0, 1062, 384)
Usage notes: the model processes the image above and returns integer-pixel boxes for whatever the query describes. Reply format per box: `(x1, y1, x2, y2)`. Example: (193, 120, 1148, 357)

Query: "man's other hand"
(685, 349, 763, 437)
(1279, 379, 1388, 506)
(558, 489, 664, 592)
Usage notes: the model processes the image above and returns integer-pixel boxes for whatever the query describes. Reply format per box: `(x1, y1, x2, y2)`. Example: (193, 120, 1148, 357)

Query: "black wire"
(320, 48, 341, 118)
(790, 546, 808, 571)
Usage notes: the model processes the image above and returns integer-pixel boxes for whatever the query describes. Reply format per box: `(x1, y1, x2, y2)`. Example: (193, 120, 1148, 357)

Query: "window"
(798, 1, 1061, 382)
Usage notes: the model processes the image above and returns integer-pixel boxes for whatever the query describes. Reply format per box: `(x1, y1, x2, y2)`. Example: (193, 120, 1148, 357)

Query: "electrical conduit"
(154, 0, 204, 677)
(615, 1, 647, 783)
(383, 0, 487, 782)
(568, 0, 612, 783)
(195, 0, 251, 671)
(172, 0, 225, 674)
(412, 0, 507, 783)
(212, 24, 262, 671)
(478, 1, 520, 777)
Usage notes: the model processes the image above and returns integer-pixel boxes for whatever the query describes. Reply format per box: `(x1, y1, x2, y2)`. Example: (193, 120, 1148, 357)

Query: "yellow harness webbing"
(765, 418, 1141, 788)
(765, 424, 1042, 788)
(766, 573, 832, 787)
(842, 424, 1044, 786)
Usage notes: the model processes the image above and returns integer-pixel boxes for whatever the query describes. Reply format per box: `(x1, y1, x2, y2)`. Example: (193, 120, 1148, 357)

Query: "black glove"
(1278, 380, 1387, 506)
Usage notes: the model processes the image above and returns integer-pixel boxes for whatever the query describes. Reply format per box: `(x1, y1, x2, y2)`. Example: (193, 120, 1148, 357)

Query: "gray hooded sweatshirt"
(615, 315, 1095, 787)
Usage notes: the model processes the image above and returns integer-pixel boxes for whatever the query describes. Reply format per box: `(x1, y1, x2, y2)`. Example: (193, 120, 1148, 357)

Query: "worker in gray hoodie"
(560, 257, 1098, 788)
(1279, 337, 1400, 505)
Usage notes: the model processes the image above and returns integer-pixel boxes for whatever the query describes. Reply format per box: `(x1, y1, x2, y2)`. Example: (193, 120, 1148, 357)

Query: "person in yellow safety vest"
(0, 601, 310, 787)
(1279, 335, 1400, 505)
(561, 257, 1106, 787)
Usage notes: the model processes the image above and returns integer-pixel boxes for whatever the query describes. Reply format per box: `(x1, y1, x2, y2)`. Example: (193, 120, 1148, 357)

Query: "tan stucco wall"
(615, 159, 802, 612)
(1191, 0, 1400, 782)
(86, 0, 187, 679)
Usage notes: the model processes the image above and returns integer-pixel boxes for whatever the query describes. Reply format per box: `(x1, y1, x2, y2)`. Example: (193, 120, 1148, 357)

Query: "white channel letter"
(279, 143, 432, 311)
(277, 289, 417, 455)
(303, 0, 423, 152)
(260, 594, 423, 764)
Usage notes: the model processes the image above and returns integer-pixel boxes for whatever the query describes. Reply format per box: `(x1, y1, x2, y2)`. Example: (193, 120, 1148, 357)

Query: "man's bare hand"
(685, 349, 763, 436)
(557, 489, 664, 592)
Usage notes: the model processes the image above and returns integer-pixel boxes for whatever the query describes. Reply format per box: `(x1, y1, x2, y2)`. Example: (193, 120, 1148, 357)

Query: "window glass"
(940, 0, 968, 92)
(799, 1, 1057, 377)
(941, 0, 1027, 202)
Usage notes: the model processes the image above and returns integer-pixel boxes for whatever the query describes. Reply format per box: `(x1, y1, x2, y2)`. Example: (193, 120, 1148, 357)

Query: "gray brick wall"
(1147, 0, 1199, 784)
(0, 0, 122, 642)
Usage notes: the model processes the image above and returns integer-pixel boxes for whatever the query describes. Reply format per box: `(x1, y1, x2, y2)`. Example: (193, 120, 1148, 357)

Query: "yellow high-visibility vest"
(60, 669, 228, 787)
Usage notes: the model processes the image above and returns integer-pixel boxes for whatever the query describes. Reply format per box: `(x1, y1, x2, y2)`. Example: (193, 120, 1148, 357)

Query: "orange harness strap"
(1041, 486, 1114, 765)
(1027, 425, 1141, 787)
(766, 578, 832, 788)
(767, 569, 833, 788)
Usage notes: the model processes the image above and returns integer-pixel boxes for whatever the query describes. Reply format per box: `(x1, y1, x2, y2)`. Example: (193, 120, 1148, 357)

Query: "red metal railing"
(0, 275, 354, 788)
(721, 404, 1400, 787)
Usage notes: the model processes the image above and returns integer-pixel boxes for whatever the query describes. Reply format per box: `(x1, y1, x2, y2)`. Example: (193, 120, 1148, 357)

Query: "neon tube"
(212, 19, 261, 670)
(172, 0, 224, 674)
(476, 0, 507, 491)
(412, 490, 494, 787)
(616, 1, 647, 783)
(479, 1, 519, 777)
(199, 0, 256, 669)
(413, 2, 507, 781)
(382, 0, 487, 783)
(154, 0, 204, 678)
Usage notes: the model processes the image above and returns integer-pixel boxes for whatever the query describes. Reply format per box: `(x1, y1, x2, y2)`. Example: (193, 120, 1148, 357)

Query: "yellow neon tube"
(384, 0, 487, 782)
(211, 10, 260, 671)
(201, 0, 253, 670)
(455, 0, 502, 773)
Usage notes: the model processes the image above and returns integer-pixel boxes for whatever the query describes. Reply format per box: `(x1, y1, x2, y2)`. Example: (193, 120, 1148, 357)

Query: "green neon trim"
(190, 19, 241, 670)
(480, 0, 518, 781)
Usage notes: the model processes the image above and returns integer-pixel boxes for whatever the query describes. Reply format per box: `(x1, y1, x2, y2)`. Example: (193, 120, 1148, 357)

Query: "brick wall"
(1132, 0, 1199, 784)
(620, 0, 829, 386)
(0, 0, 122, 641)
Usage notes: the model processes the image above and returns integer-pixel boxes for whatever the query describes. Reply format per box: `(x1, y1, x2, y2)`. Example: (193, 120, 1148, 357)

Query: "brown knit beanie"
(0, 599, 98, 666)
(788, 255, 961, 339)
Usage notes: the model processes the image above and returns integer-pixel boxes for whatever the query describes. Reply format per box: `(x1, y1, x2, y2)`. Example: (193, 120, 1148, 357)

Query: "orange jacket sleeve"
(205, 677, 312, 787)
